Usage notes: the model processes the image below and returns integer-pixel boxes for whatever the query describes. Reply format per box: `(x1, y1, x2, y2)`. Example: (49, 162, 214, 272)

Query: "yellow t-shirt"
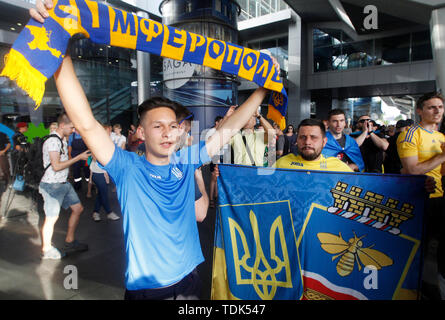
(231, 131, 266, 166)
(275, 153, 353, 172)
(397, 124, 445, 198)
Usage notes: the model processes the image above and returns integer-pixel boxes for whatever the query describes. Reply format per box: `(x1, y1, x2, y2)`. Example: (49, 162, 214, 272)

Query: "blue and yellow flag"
(212, 165, 425, 300)
(0, 0, 287, 128)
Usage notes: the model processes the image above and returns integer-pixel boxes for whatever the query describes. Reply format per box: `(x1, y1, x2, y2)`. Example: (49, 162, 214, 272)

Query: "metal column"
(430, 7, 445, 93)
(136, 11, 151, 106)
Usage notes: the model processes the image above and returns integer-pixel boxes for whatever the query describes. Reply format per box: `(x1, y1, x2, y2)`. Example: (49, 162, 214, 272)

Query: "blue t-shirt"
(68, 132, 82, 147)
(101, 141, 211, 290)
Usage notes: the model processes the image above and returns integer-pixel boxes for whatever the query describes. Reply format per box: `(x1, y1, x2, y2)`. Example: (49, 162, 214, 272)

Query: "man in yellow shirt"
(276, 119, 353, 173)
(397, 92, 445, 299)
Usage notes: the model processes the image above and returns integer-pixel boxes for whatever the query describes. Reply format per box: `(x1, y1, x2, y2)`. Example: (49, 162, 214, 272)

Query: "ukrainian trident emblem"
(228, 210, 293, 299)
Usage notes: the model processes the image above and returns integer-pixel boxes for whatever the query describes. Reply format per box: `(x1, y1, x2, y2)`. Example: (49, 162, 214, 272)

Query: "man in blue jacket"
(322, 109, 364, 172)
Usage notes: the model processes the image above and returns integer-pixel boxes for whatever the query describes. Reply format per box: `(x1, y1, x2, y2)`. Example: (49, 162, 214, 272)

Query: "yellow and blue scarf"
(1, 0, 287, 129)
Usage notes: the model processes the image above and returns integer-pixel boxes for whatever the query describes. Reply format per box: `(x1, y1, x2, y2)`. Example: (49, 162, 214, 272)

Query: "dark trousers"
(92, 172, 111, 214)
(0, 155, 10, 185)
(124, 269, 201, 300)
(424, 197, 445, 277)
(72, 160, 90, 190)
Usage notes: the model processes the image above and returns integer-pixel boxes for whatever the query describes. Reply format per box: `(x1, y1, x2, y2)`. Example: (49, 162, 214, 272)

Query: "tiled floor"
(0, 176, 217, 300)
(0, 167, 441, 300)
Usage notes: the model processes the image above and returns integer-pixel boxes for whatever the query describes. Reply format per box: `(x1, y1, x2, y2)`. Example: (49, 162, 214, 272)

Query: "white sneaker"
(92, 212, 101, 222)
(41, 246, 64, 260)
(107, 212, 120, 221)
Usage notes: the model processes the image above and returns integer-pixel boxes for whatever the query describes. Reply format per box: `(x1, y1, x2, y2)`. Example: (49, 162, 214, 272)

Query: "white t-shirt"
(111, 132, 126, 149)
(41, 133, 69, 183)
(205, 127, 230, 163)
(90, 159, 107, 174)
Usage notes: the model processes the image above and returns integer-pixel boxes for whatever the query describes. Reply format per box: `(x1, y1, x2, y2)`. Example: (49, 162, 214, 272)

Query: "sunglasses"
(358, 119, 371, 123)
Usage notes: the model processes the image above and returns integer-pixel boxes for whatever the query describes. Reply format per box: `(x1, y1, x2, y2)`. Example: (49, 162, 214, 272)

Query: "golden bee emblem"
(317, 232, 393, 277)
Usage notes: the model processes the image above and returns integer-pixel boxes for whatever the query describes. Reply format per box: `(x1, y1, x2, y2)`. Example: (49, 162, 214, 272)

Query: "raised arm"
(54, 55, 115, 166)
(354, 127, 368, 147)
(257, 112, 275, 144)
(31, 0, 114, 166)
(369, 132, 389, 151)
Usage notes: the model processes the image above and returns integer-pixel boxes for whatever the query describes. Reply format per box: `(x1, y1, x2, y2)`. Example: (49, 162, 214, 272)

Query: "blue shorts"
(39, 182, 80, 217)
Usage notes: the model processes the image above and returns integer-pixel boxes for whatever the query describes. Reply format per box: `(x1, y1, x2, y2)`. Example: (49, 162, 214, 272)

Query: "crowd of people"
(2, 89, 443, 299)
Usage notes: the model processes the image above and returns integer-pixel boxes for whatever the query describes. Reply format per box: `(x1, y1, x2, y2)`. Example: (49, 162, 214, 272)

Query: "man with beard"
(275, 119, 353, 172)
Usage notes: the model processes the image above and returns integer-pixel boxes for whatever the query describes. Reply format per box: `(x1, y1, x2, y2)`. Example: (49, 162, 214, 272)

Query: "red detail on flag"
(302, 275, 360, 300)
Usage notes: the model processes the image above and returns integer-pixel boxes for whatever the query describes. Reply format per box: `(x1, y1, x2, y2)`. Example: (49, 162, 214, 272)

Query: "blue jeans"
(39, 182, 80, 217)
(92, 172, 111, 214)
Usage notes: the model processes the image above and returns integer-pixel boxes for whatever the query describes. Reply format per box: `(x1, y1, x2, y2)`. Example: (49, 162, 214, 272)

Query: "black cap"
(395, 120, 407, 128)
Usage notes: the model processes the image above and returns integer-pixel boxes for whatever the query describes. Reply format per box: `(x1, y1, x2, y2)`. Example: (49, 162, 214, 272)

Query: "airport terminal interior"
(1, 0, 445, 301)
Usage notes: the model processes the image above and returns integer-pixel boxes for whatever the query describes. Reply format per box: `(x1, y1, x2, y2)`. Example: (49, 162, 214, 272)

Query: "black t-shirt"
(283, 134, 297, 156)
(12, 132, 27, 149)
(383, 132, 402, 174)
(0, 132, 10, 151)
(335, 134, 353, 164)
(360, 132, 385, 173)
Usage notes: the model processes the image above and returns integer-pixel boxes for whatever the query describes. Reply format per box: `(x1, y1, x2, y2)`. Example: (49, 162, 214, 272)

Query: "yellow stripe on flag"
(267, 105, 286, 131)
(211, 247, 239, 300)
(0, 49, 47, 108)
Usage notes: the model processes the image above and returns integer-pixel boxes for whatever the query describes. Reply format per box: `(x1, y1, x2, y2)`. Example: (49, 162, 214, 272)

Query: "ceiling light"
(10, 27, 16, 31)
(17, 23, 22, 26)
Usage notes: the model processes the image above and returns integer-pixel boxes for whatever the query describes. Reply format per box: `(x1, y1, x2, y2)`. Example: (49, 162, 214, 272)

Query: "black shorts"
(124, 269, 201, 300)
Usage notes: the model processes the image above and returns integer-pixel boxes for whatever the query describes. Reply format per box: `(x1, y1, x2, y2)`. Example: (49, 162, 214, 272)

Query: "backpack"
(25, 134, 64, 187)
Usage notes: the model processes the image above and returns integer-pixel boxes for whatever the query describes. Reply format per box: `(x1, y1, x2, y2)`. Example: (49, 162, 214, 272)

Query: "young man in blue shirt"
(32, 0, 279, 300)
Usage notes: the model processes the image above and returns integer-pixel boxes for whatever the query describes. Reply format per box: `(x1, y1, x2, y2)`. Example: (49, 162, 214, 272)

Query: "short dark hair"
(286, 124, 295, 134)
(416, 92, 445, 110)
(214, 116, 223, 123)
(137, 96, 183, 122)
(176, 105, 194, 123)
(57, 113, 71, 125)
(328, 109, 345, 120)
(297, 118, 326, 137)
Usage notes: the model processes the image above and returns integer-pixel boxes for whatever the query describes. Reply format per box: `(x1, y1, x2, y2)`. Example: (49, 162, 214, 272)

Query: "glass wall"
(246, 36, 289, 78)
(0, 5, 166, 132)
(160, 0, 241, 131)
(238, 0, 289, 21)
(336, 96, 415, 127)
(0, 39, 144, 130)
(313, 28, 433, 72)
(161, 0, 240, 28)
